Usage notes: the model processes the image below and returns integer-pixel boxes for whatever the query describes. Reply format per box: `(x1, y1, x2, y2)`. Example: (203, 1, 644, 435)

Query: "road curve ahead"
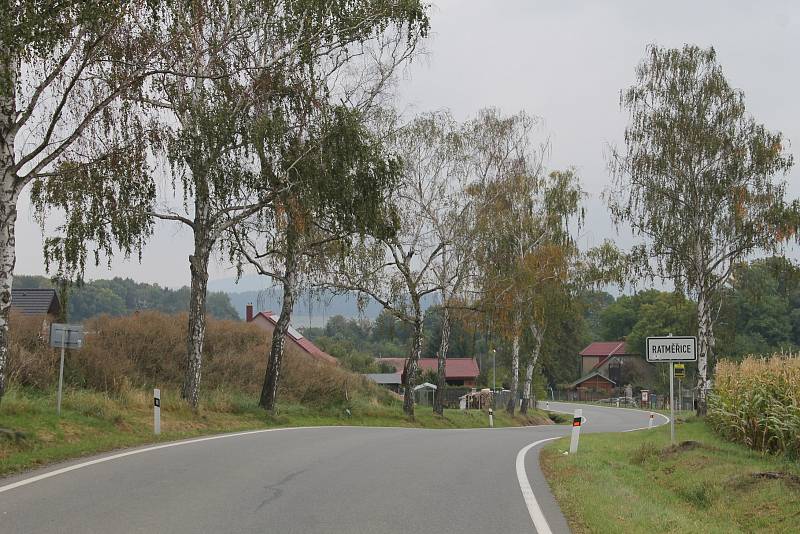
(1, 403, 666, 534)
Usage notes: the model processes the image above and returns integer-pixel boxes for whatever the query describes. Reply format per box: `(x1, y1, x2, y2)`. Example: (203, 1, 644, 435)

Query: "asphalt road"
(0, 402, 666, 534)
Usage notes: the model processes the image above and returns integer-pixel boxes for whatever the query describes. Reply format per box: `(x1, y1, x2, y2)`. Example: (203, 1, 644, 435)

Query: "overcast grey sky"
(15, 0, 800, 288)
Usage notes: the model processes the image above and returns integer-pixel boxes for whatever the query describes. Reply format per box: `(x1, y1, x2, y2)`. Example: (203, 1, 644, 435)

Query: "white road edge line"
(516, 436, 561, 534)
(542, 402, 670, 428)
(0, 426, 313, 495)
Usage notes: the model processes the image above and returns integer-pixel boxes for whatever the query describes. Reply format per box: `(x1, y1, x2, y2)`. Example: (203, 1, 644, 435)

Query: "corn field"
(707, 355, 800, 457)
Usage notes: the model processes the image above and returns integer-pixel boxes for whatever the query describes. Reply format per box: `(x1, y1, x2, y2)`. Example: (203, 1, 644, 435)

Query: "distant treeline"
(16, 275, 239, 322)
(305, 256, 800, 389)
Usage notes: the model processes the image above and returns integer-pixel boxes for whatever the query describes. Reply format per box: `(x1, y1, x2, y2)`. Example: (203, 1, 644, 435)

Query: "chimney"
(246, 303, 254, 322)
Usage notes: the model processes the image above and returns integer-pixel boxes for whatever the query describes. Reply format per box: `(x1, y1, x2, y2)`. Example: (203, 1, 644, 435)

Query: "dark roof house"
(11, 288, 61, 317)
(365, 373, 402, 385)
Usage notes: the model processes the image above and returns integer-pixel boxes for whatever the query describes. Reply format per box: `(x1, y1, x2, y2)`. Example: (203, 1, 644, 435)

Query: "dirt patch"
(661, 440, 706, 457)
(517, 413, 553, 426)
(728, 471, 800, 492)
(751, 472, 800, 485)
(0, 428, 26, 443)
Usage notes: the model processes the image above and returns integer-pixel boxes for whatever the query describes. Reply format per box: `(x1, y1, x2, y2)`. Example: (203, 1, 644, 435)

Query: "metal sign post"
(674, 364, 685, 411)
(669, 361, 675, 444)
(647, 335, 697, 446)
(50, 323, 84, 416)
(57, 328, 65, 416)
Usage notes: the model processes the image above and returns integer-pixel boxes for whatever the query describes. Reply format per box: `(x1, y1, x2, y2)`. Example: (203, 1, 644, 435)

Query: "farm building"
(364, 373, 402, 393)
(569, 341, 656, 398)
(11, 288, 61, 318)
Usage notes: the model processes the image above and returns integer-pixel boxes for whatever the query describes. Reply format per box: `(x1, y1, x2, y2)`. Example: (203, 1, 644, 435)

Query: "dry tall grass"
(7, 311, 384, 408)
(708, 355, 800, 457)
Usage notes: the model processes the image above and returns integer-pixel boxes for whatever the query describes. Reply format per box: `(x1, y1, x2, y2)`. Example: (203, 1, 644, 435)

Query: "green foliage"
(303, 313, 409, 372)
(600, 289, 696, 354)
(610, 44, 795, 293)
(303, 309, 491, 373)
(14, 275, 239, 322)
(422, 306, 485, 359)
(716, 257, 800, 359)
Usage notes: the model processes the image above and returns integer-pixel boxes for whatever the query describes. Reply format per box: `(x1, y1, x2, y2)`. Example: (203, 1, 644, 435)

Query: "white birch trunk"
(403, 304, 423, 417)
(433, 302, 450, 415)
(520, 324, 543, 414)
(0, 48, 19, 402)
(260, 225, 298, 413)
(696, 288, 713, 416)
(182, 238, 210, 409)
(506, 310, 521, 415)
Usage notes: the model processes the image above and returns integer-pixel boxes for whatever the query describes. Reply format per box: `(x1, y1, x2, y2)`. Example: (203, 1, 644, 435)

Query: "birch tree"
(331, 112, 458, 417)
(608, 45, 796, 415)
(470, 109, 584, 416)
(0, 1, 165, 402)
(424, 115, 472, 416)
(31, 0, 429, 409)
(229, 1, 428, 414)
(231, 106, 403, 413)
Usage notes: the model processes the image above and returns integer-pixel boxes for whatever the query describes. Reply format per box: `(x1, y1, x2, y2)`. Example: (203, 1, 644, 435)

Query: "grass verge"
(0, 386, 550, 478)
(540, 417, 800, 533)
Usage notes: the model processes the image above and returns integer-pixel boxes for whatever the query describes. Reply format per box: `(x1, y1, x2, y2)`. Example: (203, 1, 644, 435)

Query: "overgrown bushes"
(7, 311, 386, 409)
(708, 355, 800, 457)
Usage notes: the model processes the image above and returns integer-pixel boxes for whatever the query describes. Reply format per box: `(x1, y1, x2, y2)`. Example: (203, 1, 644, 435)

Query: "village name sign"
(645, 335, 697, 445)
(645, 336, 697, 362)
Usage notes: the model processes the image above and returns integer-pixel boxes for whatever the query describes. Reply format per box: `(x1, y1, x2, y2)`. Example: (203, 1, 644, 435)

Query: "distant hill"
(15, 275, 239, 322)
(211, 275, 438, 326)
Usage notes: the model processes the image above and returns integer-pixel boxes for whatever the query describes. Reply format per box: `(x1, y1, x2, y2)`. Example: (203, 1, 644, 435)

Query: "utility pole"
(492, 349, 496, 391)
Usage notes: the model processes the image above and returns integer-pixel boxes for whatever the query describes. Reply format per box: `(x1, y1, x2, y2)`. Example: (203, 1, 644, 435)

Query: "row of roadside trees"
(3, 1, 798, 418)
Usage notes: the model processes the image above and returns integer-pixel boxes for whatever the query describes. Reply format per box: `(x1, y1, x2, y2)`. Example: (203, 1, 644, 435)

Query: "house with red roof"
(571, 341, 654, 395)
(375, 357, 480, 387)
(245, 304, 338, 366)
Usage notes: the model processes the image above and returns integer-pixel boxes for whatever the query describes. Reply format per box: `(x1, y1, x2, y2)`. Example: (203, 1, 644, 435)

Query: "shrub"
(7, 311, 386, 408)
(708, 355, 800, 457)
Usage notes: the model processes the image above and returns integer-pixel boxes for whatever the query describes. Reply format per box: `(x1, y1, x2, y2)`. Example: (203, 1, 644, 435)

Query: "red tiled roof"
(251, 311, 338, 366)
(579, 341, 632, 357)
(376, 358, 480, 379)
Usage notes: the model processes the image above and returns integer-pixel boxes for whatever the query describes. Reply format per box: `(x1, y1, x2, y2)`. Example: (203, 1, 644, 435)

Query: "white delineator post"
(488, 408, 494, 428)
(154, 388, 161, 435)
(569, 408, 582, 454)
(648, 412, 654, 429)
(546, 401, 550, 410)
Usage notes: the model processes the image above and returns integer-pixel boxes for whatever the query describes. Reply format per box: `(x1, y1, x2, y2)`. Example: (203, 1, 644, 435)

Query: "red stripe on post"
(573, 418, 581, 427)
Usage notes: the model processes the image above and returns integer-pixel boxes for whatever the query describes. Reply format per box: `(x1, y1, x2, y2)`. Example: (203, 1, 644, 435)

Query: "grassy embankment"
(541, 415, 800, 533)
(1, 310, 551, 477)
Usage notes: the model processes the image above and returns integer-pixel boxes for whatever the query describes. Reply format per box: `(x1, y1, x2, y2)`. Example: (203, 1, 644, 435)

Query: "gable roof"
(11, 288, 61, 316)
(365, 373, 402, 385)
(579, 341, 633, 357)
(377, 357, 480, 379)
(568, 371, 616, 389)
(252, 311, 338, 366)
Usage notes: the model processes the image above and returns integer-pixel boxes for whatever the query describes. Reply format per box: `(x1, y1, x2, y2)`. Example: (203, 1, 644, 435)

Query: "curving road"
(0, 402, 667, 533)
